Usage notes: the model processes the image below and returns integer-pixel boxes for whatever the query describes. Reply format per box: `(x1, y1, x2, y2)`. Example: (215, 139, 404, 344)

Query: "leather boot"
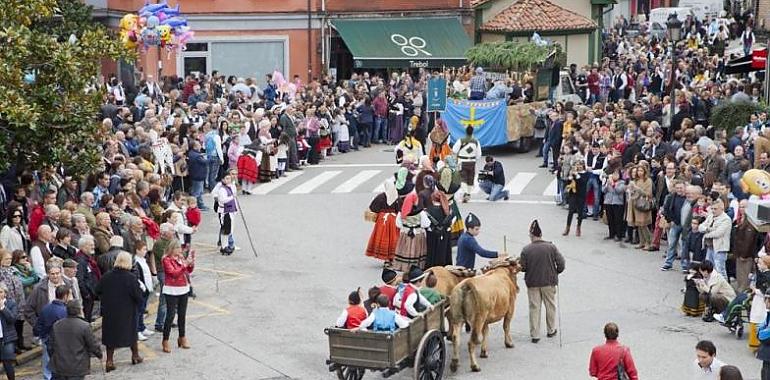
(576, 225, 582, 237)
(178, 337, 191, 349)
(162, 340, 171, 353)
(562, 225, 570, 236)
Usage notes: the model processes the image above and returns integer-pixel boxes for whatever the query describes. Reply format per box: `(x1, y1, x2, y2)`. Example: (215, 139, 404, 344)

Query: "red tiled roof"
(480, 0, 597, 33)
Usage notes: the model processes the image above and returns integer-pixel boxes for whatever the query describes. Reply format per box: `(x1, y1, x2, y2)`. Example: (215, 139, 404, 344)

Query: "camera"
(478, 170, 493, 182)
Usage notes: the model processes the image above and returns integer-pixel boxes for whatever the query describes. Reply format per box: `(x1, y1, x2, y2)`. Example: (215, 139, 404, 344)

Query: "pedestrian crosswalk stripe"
(332, 170, 382, 193)
(251, 171, 304, 195)
(372, 182, 385, 193)
(505, 172, 537, 195)
(288, 171, 342, 194)
(543, 178, 558, 196)
(471, 175, 481, 194)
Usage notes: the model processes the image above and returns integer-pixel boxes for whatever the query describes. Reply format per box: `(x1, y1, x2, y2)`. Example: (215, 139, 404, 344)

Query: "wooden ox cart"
(324, 299, 448, 380)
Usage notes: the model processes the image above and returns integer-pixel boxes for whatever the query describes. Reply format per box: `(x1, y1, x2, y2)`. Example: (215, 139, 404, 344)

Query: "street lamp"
(667, 13, 683, 136)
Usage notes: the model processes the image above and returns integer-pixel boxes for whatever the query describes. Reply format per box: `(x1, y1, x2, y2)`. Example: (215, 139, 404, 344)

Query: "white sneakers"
(142, 329, 155, 337)
(713, 313, 725, 323)
(137, 332, 148, 341)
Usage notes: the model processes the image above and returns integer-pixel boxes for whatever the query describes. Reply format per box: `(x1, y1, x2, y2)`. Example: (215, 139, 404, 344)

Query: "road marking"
(543, 178, 558, 196)
(372, 183, 384, 193)
(505, 172, 537, 194)
(472, 175, 481, 194)
(332, 170, 382, 193)
(250, 171, 304, 195)
(313, 163, 397, 168)
(288, 171, 342, 194)
(187, 299, 231, 319)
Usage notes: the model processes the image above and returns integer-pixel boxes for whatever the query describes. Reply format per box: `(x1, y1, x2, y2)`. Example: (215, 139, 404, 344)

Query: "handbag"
(364, 210, 378, 223)
(617, 346, 630, 380)
(634, 194, 653, 212)
(600, 209, 608, 225)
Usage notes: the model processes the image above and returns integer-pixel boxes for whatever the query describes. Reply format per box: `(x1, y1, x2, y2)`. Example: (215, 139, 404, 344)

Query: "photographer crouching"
(479, 156, 510, 201)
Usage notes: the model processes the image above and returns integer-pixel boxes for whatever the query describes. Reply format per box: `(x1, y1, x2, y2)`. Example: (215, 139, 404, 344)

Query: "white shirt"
(357, 309, 410, 331)
(692, 357, 724, 380)
(135, 256, 153, 293)
(392, 285, 431, 317)
(30, 245, 47, 279)
(335, 307, 369, 328)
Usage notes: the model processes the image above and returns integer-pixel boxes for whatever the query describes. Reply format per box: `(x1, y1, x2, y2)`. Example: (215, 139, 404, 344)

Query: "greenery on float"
(0, 0, 133, 176)
(465, 41, 566, 71)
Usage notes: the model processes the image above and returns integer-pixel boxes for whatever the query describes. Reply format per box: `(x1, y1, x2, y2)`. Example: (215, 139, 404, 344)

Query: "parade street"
(11, 147, 758, 380)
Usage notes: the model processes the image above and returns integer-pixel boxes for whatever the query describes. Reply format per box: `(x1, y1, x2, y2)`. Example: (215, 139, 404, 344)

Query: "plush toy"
(141, 15, 161, 47)
(740, 169, 770, 199)
(158, 25, 172, 47)
(119, 14, 139, 49)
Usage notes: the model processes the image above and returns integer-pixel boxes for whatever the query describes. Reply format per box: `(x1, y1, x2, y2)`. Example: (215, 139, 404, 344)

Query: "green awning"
(331, 18, 472, 69)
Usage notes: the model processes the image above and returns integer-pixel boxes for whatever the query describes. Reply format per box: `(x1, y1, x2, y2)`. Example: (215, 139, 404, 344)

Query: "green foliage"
(0, 0, 134, 176)
(709, 101, 761, 135)
(465, 41, 565, 72)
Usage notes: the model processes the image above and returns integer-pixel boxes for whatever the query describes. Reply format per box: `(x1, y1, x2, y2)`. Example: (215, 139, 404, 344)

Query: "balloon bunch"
(119, 1, 194, 52)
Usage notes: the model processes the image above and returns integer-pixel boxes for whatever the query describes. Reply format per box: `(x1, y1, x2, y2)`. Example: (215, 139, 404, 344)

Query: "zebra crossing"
(247, 165, 559, 199)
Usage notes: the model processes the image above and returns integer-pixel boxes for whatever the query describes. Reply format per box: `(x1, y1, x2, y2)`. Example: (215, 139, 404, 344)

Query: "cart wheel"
(737, 326, 744, 339)
(414, 329, 446, 380)
(336, 365, 365, 380)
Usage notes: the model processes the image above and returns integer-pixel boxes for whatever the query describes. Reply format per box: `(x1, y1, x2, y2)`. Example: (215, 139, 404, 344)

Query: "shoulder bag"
(617, 346, 630, 380)
(634, 194, 653, 212)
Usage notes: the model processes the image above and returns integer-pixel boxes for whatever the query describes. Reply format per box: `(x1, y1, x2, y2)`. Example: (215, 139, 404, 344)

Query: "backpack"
(617, 346, 630, 380)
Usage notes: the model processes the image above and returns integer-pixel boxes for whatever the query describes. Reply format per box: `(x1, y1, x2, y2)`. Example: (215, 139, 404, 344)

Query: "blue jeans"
(207, 157, 220, 191)
(663, 224, 683, 269)
(191, 180, 206, 210)
(374, 116, 387, 142)
(42, 341, 52, 380)
(154, 272, 166, 330)
(585, 174, 602, 216)
(541, 140, 551, 167)
(136, 293, 148, 333)
(479, 181, 509, 201)
(706, 248, 728, 280)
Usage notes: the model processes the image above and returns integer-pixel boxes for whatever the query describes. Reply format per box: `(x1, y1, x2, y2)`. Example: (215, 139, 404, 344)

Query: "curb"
(15, 318, 104, 366)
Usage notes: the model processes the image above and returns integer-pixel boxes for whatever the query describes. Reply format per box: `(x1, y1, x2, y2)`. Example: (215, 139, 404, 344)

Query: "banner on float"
(444, 99, 508, 148)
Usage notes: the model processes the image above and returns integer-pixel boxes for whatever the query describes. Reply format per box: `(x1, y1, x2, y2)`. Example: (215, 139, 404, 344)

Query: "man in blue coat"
(187, 141, 209, 211)
(456, 213, 499, 269)
(34, 284, 71, 380)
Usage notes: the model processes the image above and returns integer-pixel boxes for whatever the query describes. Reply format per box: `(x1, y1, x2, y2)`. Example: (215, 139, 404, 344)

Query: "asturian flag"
(443, 99, 508, 147)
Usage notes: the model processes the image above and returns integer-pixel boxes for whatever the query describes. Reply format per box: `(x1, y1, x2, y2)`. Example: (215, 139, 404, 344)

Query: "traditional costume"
(455, 213, 498, 269)
(414, 156, 437, 196)
(428, 124, 452, 163)
(682, 271, 706, 317)
(425, 191, 453, 268)
(378, 268, 399, 308)
(452, 129, 481, 203)
(257, 120, 275, 183)
(365, 181, 400, 264)
(393, 266, 431, 318)
(393, 189, 428, 272)
(212, 179, 239, 255)
(437, 157, 464, 244)
(237, 142, 261, 194)
(395, 134, 423, 165)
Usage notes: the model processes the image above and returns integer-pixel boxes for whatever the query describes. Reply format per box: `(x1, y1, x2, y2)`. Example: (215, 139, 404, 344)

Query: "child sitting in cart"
(335, 288, 368, 330)
(358, 295, 410, 332)
(419, 273, 443, 305)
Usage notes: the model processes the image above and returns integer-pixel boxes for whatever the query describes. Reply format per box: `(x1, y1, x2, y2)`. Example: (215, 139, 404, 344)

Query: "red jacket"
(28, 205, 45, 241)
(373, 96, 388, 117)
(162, 256, 194, 287)
(185, 207, 201, 227)
(588, 340, 638, 380)
(345, 305, 367, 329)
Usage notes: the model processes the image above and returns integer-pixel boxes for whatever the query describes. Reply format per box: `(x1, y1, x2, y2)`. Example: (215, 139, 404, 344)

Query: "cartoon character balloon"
(126, 2, 192, 52)
(141, 15, 161, 47)
(740, 169, 770, 199)
(119, 14, 139, 49)
(158, 25, 172, 47)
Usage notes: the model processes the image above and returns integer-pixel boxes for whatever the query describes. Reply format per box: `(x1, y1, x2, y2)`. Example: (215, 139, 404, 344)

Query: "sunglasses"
(19, 256, 27, 259)
(11, 215, 21, 218)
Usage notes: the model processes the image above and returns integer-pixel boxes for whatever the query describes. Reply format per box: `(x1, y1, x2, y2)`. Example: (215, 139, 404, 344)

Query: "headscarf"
(431, 190, 449, 214)
(419, 155, 433, 172)
(422, 175, 435, 191)
(383, 180, 398, 205)
(445, 156, 457, 170)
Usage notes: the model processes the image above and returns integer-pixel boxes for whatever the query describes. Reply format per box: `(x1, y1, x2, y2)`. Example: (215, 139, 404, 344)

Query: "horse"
(448, 258, 520, 372)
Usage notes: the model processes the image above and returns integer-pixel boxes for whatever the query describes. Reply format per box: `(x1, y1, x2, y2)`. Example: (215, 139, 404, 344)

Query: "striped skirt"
(392, 229, 427, 271)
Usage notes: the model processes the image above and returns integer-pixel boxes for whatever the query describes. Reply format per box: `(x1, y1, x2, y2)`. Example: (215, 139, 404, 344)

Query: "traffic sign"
(427, 77, 447, 112)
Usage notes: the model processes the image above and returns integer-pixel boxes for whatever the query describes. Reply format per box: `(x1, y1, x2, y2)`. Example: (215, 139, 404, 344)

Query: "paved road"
(18, 144, 764, 379)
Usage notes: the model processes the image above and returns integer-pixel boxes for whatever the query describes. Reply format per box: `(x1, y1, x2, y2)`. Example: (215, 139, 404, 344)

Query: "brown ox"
(427, 266, 470, 297)
(448, 260, 520, 372)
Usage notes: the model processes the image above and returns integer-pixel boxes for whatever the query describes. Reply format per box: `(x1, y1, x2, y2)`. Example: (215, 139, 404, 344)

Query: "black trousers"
(163, 293, 189, 340)
(762, 360, 770, 380)
(82, 294, 94, 323)
(606, 204, 625, 238)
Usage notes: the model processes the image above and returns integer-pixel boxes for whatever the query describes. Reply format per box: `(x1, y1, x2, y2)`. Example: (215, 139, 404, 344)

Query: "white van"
(649, 7, 694, 27)
(677, 0, 723, 20)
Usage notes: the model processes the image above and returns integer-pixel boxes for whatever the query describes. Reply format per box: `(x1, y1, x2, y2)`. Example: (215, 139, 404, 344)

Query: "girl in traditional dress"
(425, 189, 452, 268)
(395, 129, 423, 165)
(213, 171, 239, 255)
(236, 142, 261, 195)
(365, 181, 400, 266)
(393, 190, 428, 271)
(428, 123, 452, 163)
(257, 119, 275, 183)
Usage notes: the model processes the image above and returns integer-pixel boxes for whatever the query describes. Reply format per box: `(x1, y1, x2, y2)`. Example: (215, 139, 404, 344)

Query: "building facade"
(87, 0, 473, 84)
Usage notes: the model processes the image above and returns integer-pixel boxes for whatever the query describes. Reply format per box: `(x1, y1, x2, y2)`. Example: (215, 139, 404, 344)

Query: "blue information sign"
(427, 77, 447, 112)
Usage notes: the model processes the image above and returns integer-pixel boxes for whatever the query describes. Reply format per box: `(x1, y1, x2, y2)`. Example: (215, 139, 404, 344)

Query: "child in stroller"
(714, 256, 770, 340)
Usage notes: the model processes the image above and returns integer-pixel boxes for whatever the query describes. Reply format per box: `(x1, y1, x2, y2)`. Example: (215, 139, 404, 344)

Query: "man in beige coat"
(698, 198, 732, 280)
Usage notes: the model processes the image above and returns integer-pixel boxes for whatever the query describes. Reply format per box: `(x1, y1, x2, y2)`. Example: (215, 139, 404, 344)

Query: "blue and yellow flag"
(444, 99, 508, 147)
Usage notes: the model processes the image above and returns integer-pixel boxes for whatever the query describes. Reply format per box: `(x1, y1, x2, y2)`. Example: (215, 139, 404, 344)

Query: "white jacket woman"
(0, 221, 27, 253)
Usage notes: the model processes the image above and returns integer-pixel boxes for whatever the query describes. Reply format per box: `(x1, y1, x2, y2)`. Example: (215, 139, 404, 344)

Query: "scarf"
(395, 167, 409, 190)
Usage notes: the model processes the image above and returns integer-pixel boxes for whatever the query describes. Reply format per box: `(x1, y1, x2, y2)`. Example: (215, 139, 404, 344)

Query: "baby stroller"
(717, 291, 753, 339)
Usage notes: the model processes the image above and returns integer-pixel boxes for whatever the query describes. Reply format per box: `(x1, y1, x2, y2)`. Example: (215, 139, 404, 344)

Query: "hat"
(408, 265, 427, 283)
(62, 259, 78, 269)
(348, 288, 361, 304)
(529, 219, 542, 237)
(465, 212, 481, 229)
(381, 268, 398, 284)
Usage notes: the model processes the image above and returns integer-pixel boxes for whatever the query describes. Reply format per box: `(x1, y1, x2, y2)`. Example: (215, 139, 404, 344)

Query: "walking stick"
(234, 196, 259, 259)
(557, 284, 563, 349)
(503, 235, 507, 254)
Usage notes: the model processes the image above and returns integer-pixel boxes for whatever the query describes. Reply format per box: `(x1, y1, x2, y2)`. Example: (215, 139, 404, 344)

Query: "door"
(183, 57, 207, 77)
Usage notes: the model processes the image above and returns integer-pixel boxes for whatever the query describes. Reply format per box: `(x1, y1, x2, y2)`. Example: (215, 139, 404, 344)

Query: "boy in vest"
(452, 126, 482, 203)
(378, 268, 399, 309)
(359, 295, 410, 332)
(335, 288, 367, 330)
(393, 266, 432, 318)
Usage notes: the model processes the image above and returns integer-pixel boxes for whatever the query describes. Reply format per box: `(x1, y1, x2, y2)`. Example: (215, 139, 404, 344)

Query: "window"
(185, 43, 208, 52)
